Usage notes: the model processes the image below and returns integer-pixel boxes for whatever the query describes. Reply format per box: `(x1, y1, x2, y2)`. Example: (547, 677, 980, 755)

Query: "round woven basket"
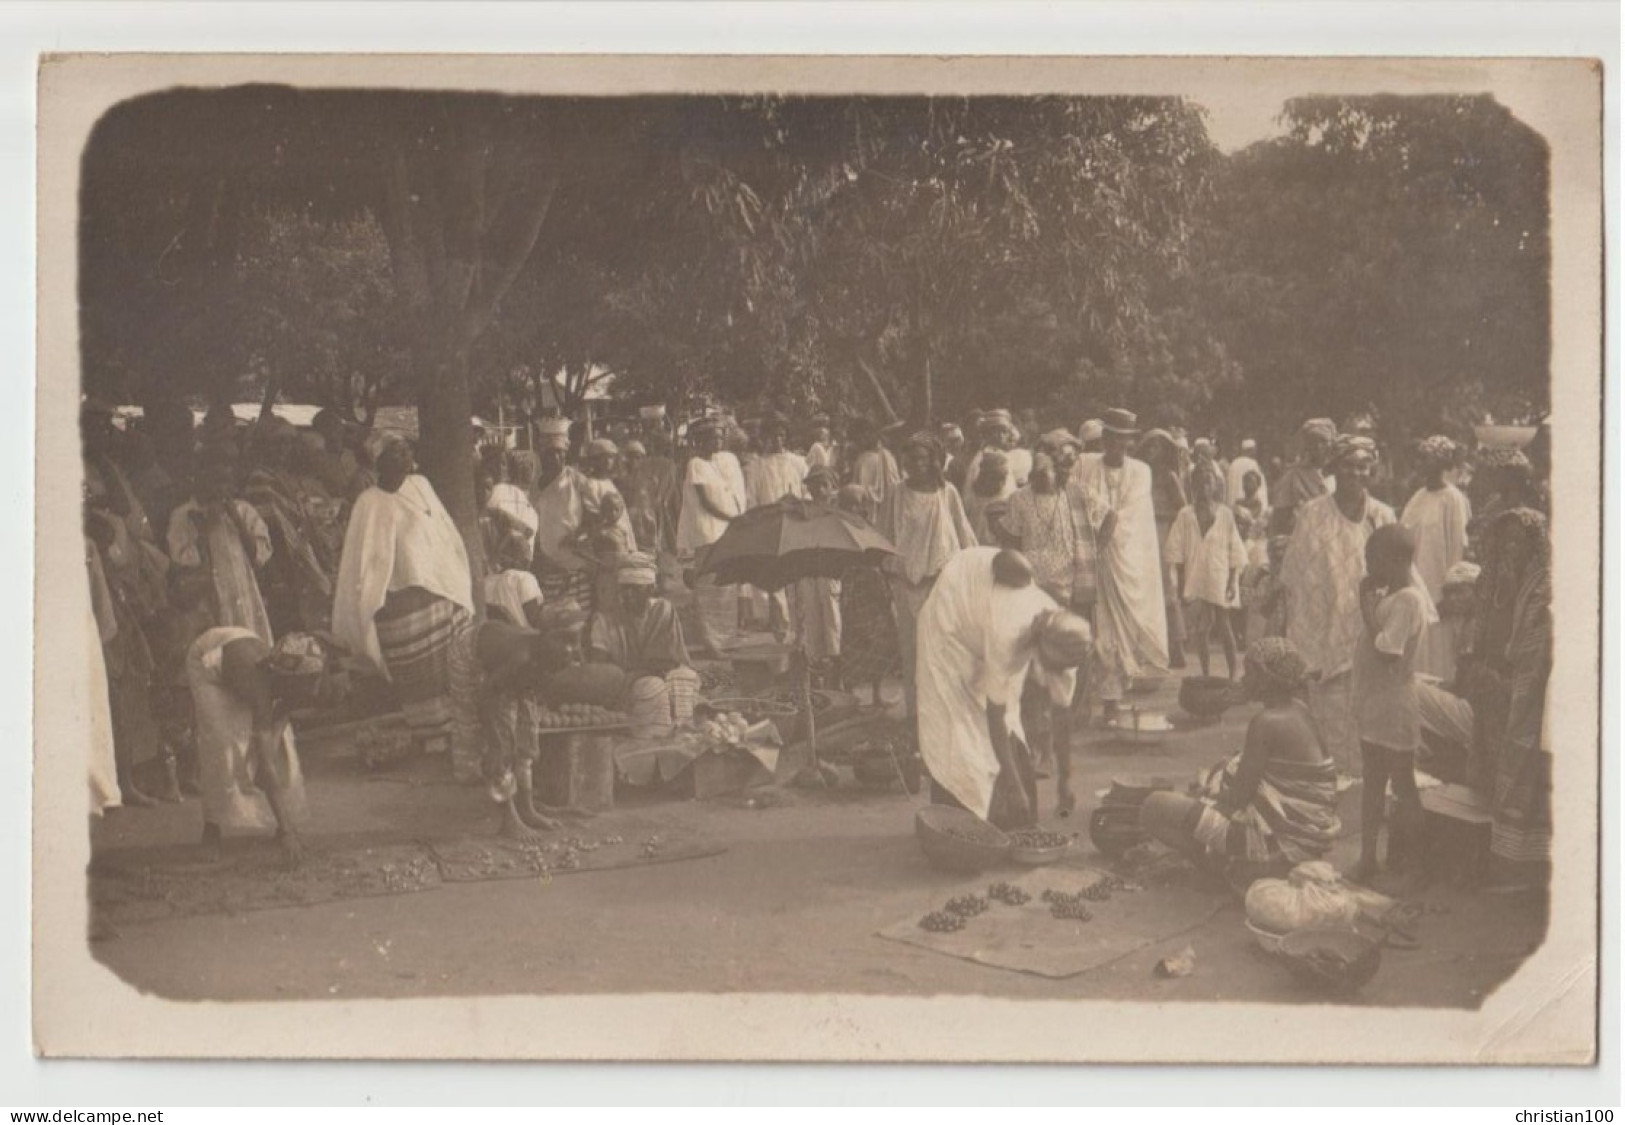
(914, 807, 1011, 874)
(1178, 675, 1238, 720)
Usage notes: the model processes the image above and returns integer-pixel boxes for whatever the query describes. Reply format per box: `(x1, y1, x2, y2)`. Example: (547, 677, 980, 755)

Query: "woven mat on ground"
(877, 866, 1226, 979)
(423, 817, 727, 883)
(91, 837, 442, 923)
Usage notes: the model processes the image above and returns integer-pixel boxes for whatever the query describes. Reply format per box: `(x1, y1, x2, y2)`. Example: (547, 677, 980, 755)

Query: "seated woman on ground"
(475, 614, 593, 839)
(1139, 637, 1341, 889)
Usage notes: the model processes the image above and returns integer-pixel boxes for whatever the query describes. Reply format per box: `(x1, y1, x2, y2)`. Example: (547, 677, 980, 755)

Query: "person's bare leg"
(262, 785, 304, 867)
(1216, 611, 1238, 681)
(499, 796, 552, 840)
(513, 763, 566, 830)
(1054, 700, 1075, 817)
(1353, 743, 1388, 884)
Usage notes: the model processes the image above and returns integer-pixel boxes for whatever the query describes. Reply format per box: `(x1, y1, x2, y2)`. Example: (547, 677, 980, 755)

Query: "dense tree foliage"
(80, 88, 1551, 544)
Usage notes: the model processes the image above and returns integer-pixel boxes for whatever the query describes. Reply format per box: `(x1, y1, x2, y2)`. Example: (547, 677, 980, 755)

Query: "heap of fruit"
(1008, 829, 1071, 850)
(534, 703, 628, 729)
(696, 711, 753, 748)
(944, 893, 990, 918)
(918, 910, 966, 933)
(986, 881, 1032, 906)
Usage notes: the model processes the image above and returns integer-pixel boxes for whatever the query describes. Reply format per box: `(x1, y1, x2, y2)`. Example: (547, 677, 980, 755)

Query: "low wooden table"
(533, 724, 632, 813)
(1419, 782, 1493, 887)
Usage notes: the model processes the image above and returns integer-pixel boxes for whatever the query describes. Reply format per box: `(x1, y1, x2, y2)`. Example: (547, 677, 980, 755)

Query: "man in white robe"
(1070, 408, 1169, 723)
(916, 547, 1090, 826)
(745, 417, 808, 640)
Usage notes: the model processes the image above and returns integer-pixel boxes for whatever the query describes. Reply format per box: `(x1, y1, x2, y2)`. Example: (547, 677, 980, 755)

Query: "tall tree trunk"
(415, 340, 485, 610)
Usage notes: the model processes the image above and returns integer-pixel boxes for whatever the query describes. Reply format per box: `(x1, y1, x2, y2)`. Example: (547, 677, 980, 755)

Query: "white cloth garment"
(676, 454, 742, 555)
(532, 466, 589, 570)
(167, 498, 275, 645)
(86, 542, 120, 816)
(747, 450, 808, 508)
(1164, 503, 1249, 607)
(915, 547, 1076, 819)
(852, 447, 901, 510)
(187, 626, 307, 832)
(331, 475, 474, 675)
(1071, 454, 1169, 692)
(483, 568, 544, 627)
(1401, 484, 1472, 680)
(487, 481, 539, 537)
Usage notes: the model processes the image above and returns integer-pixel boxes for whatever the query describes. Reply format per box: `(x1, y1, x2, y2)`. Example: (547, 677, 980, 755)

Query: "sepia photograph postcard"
(32, 50, 1603, 1066)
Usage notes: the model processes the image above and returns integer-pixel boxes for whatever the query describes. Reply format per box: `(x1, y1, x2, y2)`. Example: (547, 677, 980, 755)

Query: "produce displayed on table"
(533, 703, 630, 729)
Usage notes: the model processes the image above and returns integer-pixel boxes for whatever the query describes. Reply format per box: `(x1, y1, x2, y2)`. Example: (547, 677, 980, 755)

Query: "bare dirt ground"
(88, 673, 1546, 1008)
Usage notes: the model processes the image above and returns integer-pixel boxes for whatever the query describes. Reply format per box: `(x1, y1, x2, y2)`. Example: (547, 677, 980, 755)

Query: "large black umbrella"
(696, 499, 895, 591)
(695, 499, 896, 784)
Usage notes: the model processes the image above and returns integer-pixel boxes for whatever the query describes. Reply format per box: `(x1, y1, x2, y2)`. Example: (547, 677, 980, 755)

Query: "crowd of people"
(82, 393, 1553, 893)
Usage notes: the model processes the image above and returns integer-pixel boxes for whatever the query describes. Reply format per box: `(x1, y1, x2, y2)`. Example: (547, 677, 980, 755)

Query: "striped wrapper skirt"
(375, 589, 482, 782)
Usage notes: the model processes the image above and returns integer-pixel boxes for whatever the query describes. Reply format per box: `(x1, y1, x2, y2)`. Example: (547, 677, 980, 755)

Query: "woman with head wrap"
(834, 484, 900, 704)
(675, 418, 745, 656)
(1279, 433, 1397, 780)
(531, 419, 599, 613)
(1270, 418, 1337, 537)
(1401, 435, 1473, 680)
(1141, 637, 1340, 887)
(1462, 509, 1552, 893)
(331, 436, 481, 779)
(1467, 446, 1544, 551)
(876, 429, 978, 718)
(915, 547, 1092, 827)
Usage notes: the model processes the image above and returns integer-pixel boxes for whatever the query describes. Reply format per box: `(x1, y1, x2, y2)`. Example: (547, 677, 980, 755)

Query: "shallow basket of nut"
(914, 806, 1011, 874)
(1006, 828, 1073, 866)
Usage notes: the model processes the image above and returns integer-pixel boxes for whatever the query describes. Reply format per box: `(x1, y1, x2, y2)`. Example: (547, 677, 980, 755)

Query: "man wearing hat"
(1070, 408, 1169, 724)
(586, 551, 690, 679)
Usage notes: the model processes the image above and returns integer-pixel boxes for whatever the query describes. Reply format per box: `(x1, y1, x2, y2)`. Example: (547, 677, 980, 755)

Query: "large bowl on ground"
(1246, 919, 1291, 955)
(1088, 803, 1147, 858)
(1277, 926, 1384, 995)
(1104, 775, 1179, 807)
(1178, 675, 1239, 721)
(914, 807, 1011, 874)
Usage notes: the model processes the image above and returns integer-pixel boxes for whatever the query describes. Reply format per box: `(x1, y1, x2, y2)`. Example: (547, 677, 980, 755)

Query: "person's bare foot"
(534, 802, 595, 821)
(276, 833, 305, 869)
(500, 801, 551, 841)
(120, 784, 157, 808)
(515, 798, 563, 833)
(1056, 788, 1076, 818)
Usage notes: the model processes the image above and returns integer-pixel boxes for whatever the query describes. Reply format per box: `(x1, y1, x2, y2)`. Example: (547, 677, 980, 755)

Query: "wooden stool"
(1419, 783, 1493, 888)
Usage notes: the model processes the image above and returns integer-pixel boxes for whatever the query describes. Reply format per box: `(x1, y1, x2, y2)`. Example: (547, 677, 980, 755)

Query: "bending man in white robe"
(916, 547, 1092, 827)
